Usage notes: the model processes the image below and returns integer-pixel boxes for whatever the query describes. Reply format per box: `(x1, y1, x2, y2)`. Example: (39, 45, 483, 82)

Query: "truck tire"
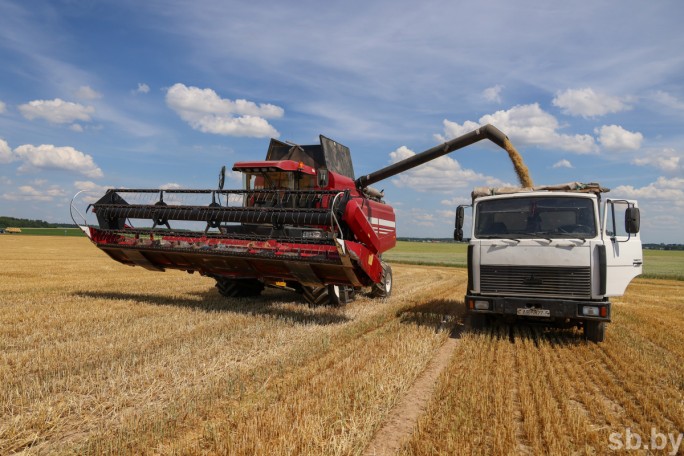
(215, 278, 264, 298)
(302, 285, 354, 306)
(370, 262, 393, 298)
(584, 321, 606, 343)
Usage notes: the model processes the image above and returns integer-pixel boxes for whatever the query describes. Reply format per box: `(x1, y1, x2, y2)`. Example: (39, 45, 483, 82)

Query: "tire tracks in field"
(362, 330, 460, 456)
(150, 265, 463, 455)
(362, 270, 467, 456)
(509, 333, 533, 455)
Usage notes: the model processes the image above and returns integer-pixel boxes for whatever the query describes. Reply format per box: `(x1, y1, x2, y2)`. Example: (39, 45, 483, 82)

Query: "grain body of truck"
(455, 182, 643, 342)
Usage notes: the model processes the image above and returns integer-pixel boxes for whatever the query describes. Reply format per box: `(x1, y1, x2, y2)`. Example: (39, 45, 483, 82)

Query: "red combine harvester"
(72, 125, 510, 305)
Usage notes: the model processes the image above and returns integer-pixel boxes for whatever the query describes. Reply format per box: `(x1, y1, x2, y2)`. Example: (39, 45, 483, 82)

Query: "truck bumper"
(464, 294, 611, 322)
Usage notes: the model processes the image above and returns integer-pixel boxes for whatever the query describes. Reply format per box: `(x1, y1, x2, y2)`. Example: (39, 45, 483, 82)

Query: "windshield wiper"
(557, 233, 589, 244)
(477, 235, 520, 243)
(514, 232, 553, 242)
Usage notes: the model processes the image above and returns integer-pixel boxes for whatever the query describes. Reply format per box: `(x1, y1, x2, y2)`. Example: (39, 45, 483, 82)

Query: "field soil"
(1, 236, 683, 455)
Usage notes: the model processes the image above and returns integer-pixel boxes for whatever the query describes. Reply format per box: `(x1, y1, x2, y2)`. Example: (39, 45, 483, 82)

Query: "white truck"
(454, 182, 643, 342)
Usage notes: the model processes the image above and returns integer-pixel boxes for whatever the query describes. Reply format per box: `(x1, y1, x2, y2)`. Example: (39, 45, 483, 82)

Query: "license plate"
(517, 307, 550, 317)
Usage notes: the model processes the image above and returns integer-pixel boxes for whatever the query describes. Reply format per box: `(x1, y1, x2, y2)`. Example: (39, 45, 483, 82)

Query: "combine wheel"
(370, 262, 393, 298)
(215, 278, 264, 298)
(584, 320, 606, 343)
(302, 285, 354, 306)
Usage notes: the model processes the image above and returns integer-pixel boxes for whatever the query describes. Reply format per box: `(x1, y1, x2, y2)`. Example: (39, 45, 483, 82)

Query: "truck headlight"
(582, 306, 599, 316)
(474, 300, 490, 310)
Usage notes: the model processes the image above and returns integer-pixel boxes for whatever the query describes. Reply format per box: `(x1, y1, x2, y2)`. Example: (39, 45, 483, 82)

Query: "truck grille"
(480, 265, 591, 299)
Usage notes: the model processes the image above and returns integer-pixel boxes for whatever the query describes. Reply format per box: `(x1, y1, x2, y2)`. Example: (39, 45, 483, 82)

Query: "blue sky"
(0, 0, 682, 243)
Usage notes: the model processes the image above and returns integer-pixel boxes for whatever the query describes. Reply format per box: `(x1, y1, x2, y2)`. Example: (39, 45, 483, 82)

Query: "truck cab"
(455, 182, 642, 342)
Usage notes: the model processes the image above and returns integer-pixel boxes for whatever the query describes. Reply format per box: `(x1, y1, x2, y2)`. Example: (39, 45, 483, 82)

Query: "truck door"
(602, 199, 643, 296)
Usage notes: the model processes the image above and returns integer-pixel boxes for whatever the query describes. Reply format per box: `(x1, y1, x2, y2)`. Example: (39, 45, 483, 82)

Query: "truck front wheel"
(584, 321, 606, 343)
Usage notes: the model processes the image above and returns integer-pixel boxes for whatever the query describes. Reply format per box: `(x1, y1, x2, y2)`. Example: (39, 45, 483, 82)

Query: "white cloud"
(165, 83, 283, 138)
(19, 98, 95, 124)
(612, 177, 684, 240)
(437, 104, 598, 154)
(632, 148, 682, 173)
(656, 176, 684, 189)
(0, 138, 14, 164)
(159, 182, 182, 190)
(436, 209, 456, 219)
(552, 88, 630, 117)
(13, 144, 103, 178)
(649, 90, 684, 111)
(388, 145, 505, 192)
(135, 83, 150, 94)
(435, 120, 482, 142)
(74, 180, 109, 193)
(440, 196, 471, 207)
(482, 85, 503, 103)
(613, 177, 684, 203)
(595, 125, 643, 151)
(74, 85, 102, 100)
(0, 100, 6, 113)
(70, 123, 84, 132)
(395, 208, 436, 227)
(552, 159, 573, 169)
(1, 184, 67, 202)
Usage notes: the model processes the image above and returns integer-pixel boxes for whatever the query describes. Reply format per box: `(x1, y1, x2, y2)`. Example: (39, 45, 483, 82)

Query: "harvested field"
(401, 280, 684, 455)
(1, 236, 683, 455)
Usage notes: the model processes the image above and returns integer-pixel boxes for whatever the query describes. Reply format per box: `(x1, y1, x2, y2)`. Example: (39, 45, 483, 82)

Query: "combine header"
(72, 125, 516, 305)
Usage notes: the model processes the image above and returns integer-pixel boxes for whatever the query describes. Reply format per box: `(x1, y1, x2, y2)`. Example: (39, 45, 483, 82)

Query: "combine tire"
(370, 262, 393, 298)
(215, 278, 264, 298)
(302, 285, 354, 306)
(584, 321, 606, 343)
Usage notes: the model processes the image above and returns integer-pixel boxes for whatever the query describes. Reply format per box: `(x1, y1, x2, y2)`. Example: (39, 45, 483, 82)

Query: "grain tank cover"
(471, 182, 609, 199)
(265, 135, 355, 179)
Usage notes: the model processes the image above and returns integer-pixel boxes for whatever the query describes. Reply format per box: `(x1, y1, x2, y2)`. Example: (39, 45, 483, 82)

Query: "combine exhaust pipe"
(355, 124, 532, 189)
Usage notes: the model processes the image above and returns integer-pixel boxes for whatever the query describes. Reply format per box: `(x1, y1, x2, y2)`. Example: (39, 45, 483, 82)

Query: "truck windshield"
(474, 196, 597, 239)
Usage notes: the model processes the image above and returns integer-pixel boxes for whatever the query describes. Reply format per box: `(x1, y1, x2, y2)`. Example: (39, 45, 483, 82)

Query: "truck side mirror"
(316, 168, 329, 188)
(454, 205, 465, 241)
(625, 207, 640, 234)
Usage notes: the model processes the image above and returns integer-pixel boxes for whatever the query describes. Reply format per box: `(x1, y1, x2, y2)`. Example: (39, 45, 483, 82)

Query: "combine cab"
(72, 136, 395, 305)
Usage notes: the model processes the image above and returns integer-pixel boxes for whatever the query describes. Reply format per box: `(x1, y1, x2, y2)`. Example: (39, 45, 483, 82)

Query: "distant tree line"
(643, 243, 684, 251)
(0, 216, 73, 229)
